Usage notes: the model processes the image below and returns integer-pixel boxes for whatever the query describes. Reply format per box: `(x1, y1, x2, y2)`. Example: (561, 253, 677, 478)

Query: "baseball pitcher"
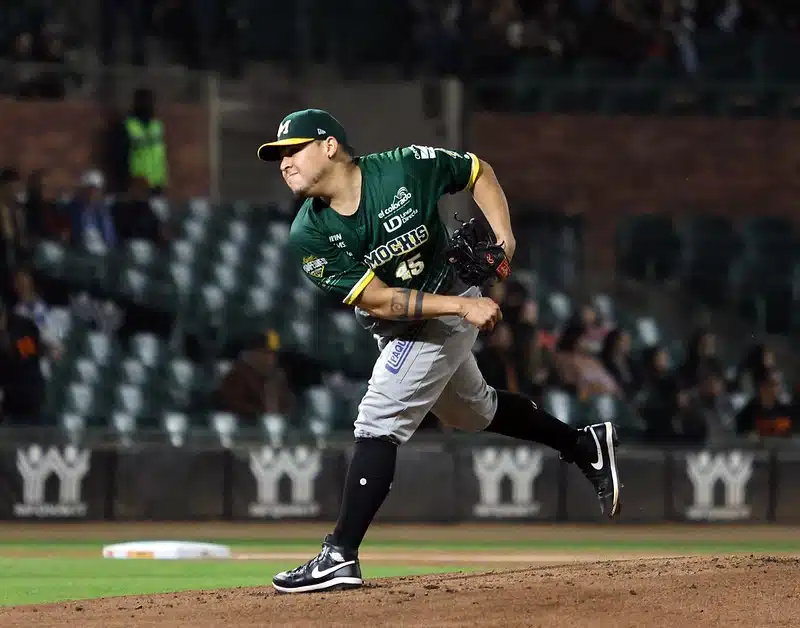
(257, 109, 622, 594)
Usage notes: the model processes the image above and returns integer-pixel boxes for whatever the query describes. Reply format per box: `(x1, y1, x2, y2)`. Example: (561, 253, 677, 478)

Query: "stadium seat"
(304, 386, 335, 424)
(73, 358, 101, 385)
(171, 239, 196, 266)
(163, 359, 195, 408)
(60, 413, 87, 443)
(616, 214, 680, 282)
(48, 306, 72, 341)
(226, 220, 249, 246)
(244, 286, 275, 316)
(210, 412, 238, 448)
(217, 241, 242, 268)
(183, 218, 207, 244)
(121, 268, 149, 301)
(35, 240, 66, 277)
(680, 214, 742, 306)
(162, 412, 189, 447)
(214, 360, 232, 380)
(267, 221, 290, 245)
(111, 412, 137, 447)
(308, 416, 332, 446)
(84, 332, 113, 365)
(635, 317, 661, 348)
(260, 413, 288, 446)
(129, 333, 162, 369)
(65, 382, 94, 417)
(212, 263, 238, 294)
(169, 262, 195, 300)
(126, 239, 156, 268)
(149, 197, 170, 222)
(120, 358, 149, 386)
(547, 291, 572, 325)
(544, 390, 574, 425)
(114, 384, 145, 417)
(187, 197, 211, 222)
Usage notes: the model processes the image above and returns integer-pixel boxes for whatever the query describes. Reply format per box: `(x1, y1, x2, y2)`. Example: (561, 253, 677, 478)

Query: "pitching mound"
(2, 555, 798, 627)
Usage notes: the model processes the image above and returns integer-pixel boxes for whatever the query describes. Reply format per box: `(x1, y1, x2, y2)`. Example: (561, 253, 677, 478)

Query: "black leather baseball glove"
(446, 215, 511, 287)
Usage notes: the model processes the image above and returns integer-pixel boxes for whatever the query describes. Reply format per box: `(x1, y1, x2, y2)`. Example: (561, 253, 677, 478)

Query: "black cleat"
(574, 422, 622, 518)
(273, 535, 362, 594)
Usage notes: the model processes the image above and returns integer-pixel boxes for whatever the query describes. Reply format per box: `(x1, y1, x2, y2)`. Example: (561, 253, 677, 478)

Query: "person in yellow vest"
(120, 88, 169, 194)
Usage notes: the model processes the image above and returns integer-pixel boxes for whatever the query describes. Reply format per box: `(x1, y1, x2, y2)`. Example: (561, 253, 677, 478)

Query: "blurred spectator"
(680, 367, 737, 444)
(600, 327, 639, 398)
(12, 268, 62, 361)
(112, 176, 167, 244)
(0, 167, 31, 300)
(100, 0, 147, 67)
(639, 345, 685, 441)
(112, 88, 169, 194)
(4, 26, 68, 100)
(578, 0, 658, 68)
(735, 343, 777, 395)
(213, 330, 295, 422)
(678, 328, 723, 389)
(522, 0, 579, 61)
(736, 367, 794, 439)
(13, 277, 62, 362)
(553, 320, 621, 399)
(477, 321, 532, 394)
(68, 170, 117, 254)
(0, 298, 45, 425)
(410, 0, 464, 76)
(573, 303, 609, 354)
(33, 27, 68, 100)
(25, 169, 70, 243)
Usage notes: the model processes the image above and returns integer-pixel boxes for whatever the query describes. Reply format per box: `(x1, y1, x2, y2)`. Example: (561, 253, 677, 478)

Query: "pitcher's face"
(279, 141, 330, 197)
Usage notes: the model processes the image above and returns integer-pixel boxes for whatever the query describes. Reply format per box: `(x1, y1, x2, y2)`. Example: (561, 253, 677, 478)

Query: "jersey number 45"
(396, 253, 425, 281)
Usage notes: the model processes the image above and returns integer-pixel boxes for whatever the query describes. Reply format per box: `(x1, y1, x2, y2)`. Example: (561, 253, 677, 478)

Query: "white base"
(102, 540, 232, 560)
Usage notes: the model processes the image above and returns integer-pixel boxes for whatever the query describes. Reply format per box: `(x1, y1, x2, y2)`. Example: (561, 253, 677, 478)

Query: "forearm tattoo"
(389, 289, 423, 319)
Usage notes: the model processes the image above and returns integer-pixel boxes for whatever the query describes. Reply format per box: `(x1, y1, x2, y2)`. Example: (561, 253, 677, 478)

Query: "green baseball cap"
(257, 108, 351, 161)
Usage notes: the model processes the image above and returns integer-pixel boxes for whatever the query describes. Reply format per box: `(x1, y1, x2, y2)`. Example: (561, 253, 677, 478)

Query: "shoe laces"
(286, 546, 328, 576)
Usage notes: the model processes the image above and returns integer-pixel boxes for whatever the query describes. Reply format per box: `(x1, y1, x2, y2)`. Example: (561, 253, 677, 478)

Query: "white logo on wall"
(15, 445, 91, 518)
(249, 446, 321, 518)
(686, 451, 754, 521)
(473, 447, 543, 518)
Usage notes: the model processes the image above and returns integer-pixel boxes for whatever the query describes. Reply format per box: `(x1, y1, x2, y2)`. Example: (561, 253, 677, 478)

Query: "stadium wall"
(0, 100, 210, 198)
(3, 436, 799, 524)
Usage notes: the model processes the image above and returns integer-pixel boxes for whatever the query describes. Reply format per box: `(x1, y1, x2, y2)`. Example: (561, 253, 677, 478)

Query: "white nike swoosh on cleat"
(589, 427, 604, 470)
(311, 561, 356, 579)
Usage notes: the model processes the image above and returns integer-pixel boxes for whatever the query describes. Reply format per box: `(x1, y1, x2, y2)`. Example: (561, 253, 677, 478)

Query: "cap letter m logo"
(277, 119, 291, 138)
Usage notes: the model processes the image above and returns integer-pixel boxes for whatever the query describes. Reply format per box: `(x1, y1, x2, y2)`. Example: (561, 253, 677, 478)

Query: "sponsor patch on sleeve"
(302, 255, 327, 279)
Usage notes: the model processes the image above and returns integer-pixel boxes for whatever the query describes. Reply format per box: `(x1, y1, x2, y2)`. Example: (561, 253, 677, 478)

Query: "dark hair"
(600, 328, 626, 363)
(557, 320, 584, 352)
(0, 167, 20, 184)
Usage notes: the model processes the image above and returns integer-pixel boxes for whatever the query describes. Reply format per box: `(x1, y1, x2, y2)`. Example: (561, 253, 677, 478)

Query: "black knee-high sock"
(331, 438, 397, 552)
(484, 390, 590, 462)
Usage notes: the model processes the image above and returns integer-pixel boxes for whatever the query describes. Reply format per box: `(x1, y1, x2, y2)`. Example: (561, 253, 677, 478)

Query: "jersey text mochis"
(363, 225, 429, 270)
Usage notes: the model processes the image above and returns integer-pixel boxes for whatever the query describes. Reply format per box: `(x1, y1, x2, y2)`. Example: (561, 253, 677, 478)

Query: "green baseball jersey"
(289, 145, 480, 305)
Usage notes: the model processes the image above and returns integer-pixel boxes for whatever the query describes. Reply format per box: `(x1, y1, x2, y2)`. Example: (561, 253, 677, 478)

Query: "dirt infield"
(1, 523, 799, 627)
(1, 555, 798, 627)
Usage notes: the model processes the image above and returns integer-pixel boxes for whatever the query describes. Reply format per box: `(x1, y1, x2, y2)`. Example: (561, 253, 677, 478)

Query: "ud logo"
(686, 451, 754, 521)
(249, 446, 321, 518)
(472, 447, 543, 518)
(15, 445, 91, 518)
